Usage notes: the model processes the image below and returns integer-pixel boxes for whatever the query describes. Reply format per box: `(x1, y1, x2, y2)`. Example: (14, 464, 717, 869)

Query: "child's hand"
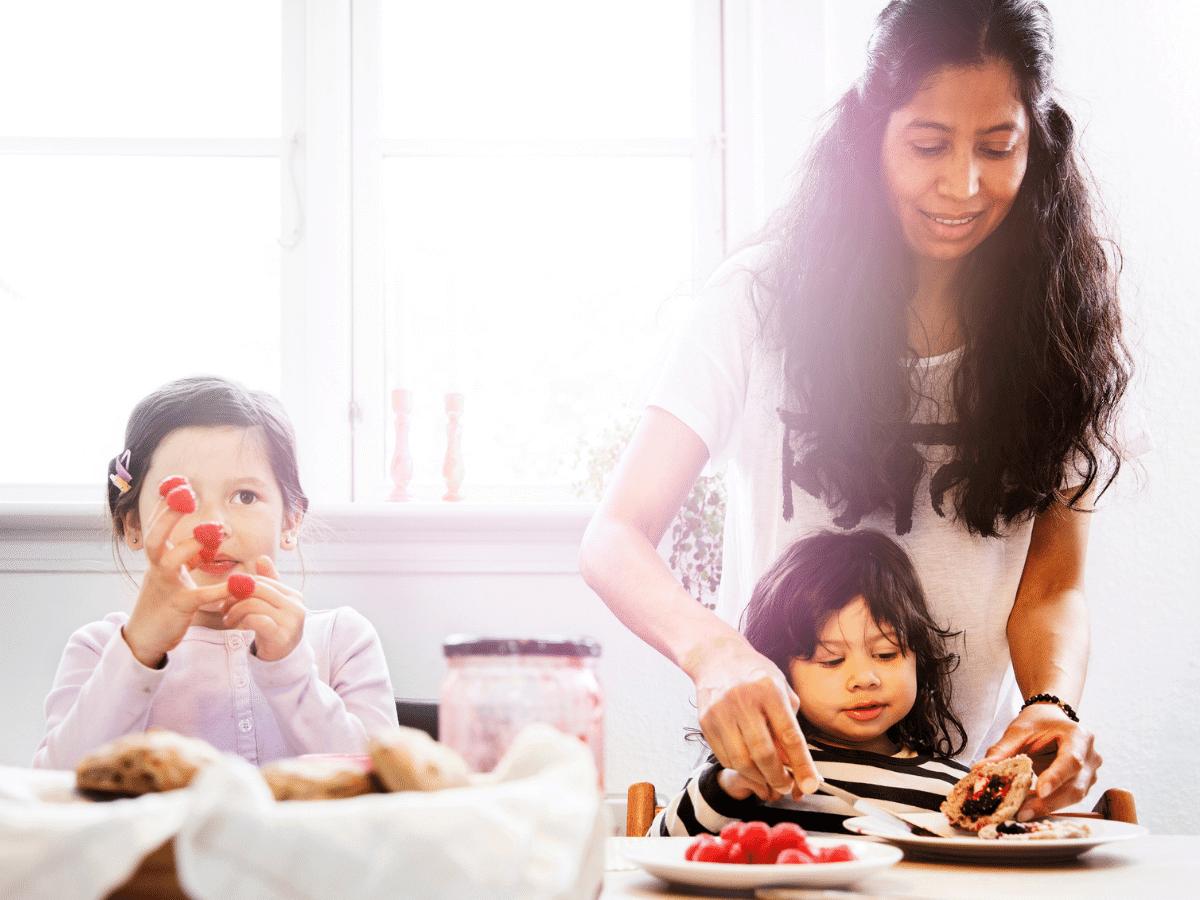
(220, 555, 306, 662)
(718, 767, 786, 802)
(122, 491, 230, 669)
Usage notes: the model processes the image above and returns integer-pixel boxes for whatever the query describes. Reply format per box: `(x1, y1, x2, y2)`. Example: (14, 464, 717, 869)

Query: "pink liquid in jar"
(438, 635, 604, 788)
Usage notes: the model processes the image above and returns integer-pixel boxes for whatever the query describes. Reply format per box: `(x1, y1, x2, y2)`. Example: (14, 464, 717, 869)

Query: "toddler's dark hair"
(742, 529, 966, 757)
(107, 376, 309, 546)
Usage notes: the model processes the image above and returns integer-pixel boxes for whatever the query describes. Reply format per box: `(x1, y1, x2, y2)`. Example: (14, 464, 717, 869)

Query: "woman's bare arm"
(578, 406, 819, 796)
(983, 497, 1100, 817)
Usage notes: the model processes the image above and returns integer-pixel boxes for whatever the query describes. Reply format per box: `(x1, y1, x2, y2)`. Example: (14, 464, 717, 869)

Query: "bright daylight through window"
(0, 0, 719, 504)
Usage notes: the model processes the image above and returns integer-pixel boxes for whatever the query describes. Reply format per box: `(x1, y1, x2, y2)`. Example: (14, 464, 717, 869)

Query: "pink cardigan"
(33, 607, 399, 769)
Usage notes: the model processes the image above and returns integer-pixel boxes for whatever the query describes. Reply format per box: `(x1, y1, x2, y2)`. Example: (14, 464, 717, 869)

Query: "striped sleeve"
(650, 745, 971, 837)
(810, 745, 968, 815)
(653, 758, 767, 836)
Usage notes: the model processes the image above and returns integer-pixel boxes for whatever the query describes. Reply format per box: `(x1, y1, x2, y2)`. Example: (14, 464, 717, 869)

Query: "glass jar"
(439, 635, 604, 786)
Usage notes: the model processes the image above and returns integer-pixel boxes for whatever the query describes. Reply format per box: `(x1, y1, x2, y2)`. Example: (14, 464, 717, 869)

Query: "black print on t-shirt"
(779, 409, 962, 536)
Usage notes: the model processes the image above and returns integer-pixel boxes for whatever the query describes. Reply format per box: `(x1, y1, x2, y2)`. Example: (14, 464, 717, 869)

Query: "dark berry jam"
(960, 775, 1011, 818)
(996, 820, 1032, 835)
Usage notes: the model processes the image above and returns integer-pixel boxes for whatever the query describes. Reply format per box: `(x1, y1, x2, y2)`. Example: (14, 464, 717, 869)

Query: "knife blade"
(816, 781, 944, 837)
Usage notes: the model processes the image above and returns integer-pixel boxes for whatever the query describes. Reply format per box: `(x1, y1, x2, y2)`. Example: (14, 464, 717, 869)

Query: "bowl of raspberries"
(688, 821, 854, 865)
(619, 821, 902, 890)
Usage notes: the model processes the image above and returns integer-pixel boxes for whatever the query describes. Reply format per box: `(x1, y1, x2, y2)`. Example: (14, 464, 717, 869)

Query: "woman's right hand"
(122, 490, 229, 668)
(580, 408, 822, 801)
(691, 637, 820, 800)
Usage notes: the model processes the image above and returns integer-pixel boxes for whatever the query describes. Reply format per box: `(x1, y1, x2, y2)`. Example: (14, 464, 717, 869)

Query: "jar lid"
(442, 634, 601, 658)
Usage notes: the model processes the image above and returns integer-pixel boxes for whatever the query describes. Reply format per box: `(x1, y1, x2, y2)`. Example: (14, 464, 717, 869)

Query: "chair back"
(395, 698, 439, 740)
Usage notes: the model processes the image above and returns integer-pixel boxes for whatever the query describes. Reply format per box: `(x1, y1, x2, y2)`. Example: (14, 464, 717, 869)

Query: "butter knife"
(816, 781, 945, 838)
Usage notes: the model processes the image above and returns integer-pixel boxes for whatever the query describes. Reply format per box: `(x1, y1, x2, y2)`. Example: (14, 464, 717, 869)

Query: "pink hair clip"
(109, 450, 133, 496)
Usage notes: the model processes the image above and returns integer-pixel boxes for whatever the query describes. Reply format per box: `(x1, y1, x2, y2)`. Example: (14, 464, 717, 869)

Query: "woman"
(579, 0, 1132, 820)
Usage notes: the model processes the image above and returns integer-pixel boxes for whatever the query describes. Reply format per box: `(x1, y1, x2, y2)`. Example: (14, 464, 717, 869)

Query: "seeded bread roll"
(76, 728, 221, 796)
(940, 754, 1035, 832)
(260, 756, 378, 801)
(368, 726, 472, 793)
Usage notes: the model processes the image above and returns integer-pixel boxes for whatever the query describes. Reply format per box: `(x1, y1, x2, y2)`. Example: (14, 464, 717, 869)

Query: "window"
(0, 0, 724, 504)
(0, 0, 283, 497)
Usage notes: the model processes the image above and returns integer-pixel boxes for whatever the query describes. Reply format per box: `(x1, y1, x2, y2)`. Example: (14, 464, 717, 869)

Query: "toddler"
(34, 376, 399, 769)
(656, 529, 969, 835)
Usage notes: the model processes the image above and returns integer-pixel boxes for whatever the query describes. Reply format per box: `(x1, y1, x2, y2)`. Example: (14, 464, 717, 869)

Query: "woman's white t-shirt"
(648, 248, 1037, 762)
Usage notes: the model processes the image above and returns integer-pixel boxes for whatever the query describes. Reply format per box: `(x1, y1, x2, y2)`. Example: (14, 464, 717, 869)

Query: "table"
(600, 836, 1199, 899)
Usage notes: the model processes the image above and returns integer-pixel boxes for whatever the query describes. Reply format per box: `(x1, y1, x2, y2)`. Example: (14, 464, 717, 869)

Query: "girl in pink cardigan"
(34, 376, 398, 769)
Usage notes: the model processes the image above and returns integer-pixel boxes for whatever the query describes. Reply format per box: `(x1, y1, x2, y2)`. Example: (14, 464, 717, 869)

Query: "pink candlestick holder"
(443, 392, 465, 502)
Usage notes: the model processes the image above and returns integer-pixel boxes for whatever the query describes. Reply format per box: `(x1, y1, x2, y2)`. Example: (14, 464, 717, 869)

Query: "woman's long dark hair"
(742, 530, 966, 758)
(756, 0, 1131, 536)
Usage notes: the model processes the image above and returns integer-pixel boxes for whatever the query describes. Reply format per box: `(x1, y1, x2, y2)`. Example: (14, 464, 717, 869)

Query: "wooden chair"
(626, 782, 662, 837)
(623, 782, 1136, 836)
(1064, 788, 1138, 825)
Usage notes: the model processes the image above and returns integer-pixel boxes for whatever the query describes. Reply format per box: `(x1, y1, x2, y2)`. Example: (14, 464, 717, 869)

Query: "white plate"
(843, 814, 1148, 863)
(617, 835, 902, 890)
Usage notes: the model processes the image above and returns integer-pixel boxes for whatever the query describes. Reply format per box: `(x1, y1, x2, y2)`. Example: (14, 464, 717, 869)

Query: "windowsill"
(0, 501, 599, 575)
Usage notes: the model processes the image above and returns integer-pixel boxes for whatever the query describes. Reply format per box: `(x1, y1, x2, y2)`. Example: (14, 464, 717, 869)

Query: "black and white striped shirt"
(653, 740, 970, 836)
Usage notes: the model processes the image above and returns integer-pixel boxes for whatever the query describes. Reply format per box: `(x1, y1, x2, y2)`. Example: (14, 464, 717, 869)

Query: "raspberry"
(814, 844, 855, 863)
(691, 836, 727, 863)
(736, 821, 770, 863)
(158, 475, 188, 498)
(776, 847, 814, 865)
(199, 548, 217, 564)
(766, 821, 810, 861)
(719, 822, 747, 844)
(165, 485, 196, 514)
(227, 573, 255, 600)
(192, 522, 224, 550)
(723, 841, 748, 864)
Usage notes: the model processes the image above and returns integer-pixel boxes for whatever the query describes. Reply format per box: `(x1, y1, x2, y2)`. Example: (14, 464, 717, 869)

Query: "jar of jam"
(439, 635, 604, 787)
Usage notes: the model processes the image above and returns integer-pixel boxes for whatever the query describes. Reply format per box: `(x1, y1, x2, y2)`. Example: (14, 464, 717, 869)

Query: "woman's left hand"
(981, 703, 1101, 819)
(220, 555, 306, 662)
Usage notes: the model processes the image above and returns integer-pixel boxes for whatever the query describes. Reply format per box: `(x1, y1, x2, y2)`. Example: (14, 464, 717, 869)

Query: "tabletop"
(601, 835, 1198, 900)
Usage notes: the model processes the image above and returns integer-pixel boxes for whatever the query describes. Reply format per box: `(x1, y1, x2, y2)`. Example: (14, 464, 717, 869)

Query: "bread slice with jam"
(941, 754, 1035, 832)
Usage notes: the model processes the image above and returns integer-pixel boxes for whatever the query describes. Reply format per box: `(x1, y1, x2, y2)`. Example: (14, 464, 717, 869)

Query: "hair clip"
(110, 450, 133, 496)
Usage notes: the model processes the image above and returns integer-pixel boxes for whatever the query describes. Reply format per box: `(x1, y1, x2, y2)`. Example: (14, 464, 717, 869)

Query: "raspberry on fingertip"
(165, 485, 196, 514)
(158, 475, 189, 498)
(228, 573, 255, 600)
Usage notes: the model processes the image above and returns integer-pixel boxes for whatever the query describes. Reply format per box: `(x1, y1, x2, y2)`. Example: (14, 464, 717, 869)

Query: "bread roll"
(76, 728, 221, 795)
(368, 726, 472, 793)
(940, 754, 1034, 832)
(260, 756, 378, 801)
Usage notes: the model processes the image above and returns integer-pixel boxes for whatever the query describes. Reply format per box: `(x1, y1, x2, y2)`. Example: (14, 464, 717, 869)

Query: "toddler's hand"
(220, 556, 306, 662)
(123, 486, 229, 668)
(718, 767, 785, 802)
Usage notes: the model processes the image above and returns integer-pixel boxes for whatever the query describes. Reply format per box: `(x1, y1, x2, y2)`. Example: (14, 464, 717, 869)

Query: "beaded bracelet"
(1021, 693, 1079, 722)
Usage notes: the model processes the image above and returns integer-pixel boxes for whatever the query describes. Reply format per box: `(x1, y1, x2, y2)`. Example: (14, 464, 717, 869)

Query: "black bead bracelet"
(1021, 693, 1079, 722)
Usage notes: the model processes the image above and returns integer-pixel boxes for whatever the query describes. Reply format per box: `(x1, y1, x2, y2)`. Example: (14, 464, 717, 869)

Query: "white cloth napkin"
(0, 724, 606, 900)
(0, 768, 192, 900)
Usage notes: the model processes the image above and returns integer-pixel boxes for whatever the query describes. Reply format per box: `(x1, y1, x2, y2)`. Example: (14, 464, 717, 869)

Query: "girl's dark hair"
(756, 0, 1131, 536)
(742, 529, 967, 758)
(107, 376, 309, 543)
